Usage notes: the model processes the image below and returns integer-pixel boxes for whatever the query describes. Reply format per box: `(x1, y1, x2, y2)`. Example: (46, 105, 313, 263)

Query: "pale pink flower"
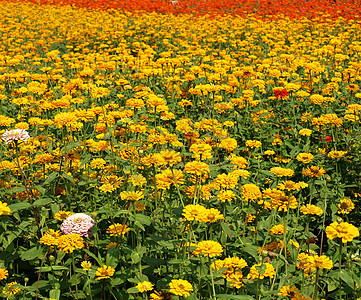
(61, 213, 95, 237)
(2, 129, 30, 144)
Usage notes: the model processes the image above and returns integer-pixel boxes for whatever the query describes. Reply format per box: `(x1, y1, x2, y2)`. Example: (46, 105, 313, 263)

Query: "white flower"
(2, 129, 30, 144)
(61, 213, 95, 237)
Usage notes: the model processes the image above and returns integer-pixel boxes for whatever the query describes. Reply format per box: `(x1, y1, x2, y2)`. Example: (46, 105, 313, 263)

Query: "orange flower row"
(3, 0, 361, 19)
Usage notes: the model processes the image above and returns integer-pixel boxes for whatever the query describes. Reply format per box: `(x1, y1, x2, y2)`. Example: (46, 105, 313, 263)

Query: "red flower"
(274, 89, 289, 99)
(321, 136, 332, 142)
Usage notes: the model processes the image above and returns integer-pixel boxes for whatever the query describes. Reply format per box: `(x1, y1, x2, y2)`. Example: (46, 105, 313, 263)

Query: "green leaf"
(217, 295, 255, 300)
(83, 249, 103, 265)
(36, 266, 69, 272)
(61, 172, 75, 184)
(340, 269, 355, 288)
(21, 245, 45, 261)
(43, 172, 59, 185)
(8, 202, 31, 212)
(134, 214, 151, 226)
(49, 289, 61, 300)
(221, 222, 234, 237)
(126, 287, 139, 294)
(241, 244, 259, 258)
(106, 247, 121, 268)
(131, 251, 141, 264)
(33, 198, 53, 207)
(8, 186, 26, 193)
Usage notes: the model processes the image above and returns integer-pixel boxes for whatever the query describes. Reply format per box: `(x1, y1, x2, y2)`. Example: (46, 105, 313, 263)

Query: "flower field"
(0, 0, 361, 299)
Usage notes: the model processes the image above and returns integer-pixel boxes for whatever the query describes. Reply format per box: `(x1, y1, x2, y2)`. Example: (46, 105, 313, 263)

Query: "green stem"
(312, 268, 320, 300)
(71, 253, 79, 300)
(208, 256, 216, 300)
(339, 242, 343, 300)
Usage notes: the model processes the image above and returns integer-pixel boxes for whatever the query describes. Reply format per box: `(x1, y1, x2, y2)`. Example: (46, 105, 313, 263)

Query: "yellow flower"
(136, 281, 154, 293)
(0, 201, 12, 216)
(326, 221, 359, 243)
(153, 150, 182, 166)
(302, 166, 326, 177)
(247, 263, 275, 280)
(270, 167, 294, 177)
(0, 269, 8, 281)
(264, 150, 275, 155)
(300, 204, 323, 215)
(81, 261, 91, 271)
(39, 229, 62, 246)
(95, 265, 115, 280)
(90, 158, 106, 169)
(106, 224, 130, 236)
(277, 180, 300, 191)
(119, 191, 144, 201)
(169, 279, 193, 297)
(57, 234, 84, 253)
(194, 240, 223, 258)
(245, 140, 262, 148)
(278, 285, 299, 297)
(2, 282, 20, 296)
(54, 210, 74, 221)
(337, 198, 354, 214)
(217, 190, 236, 202)
(296, 153, 314, 163)
(328, 150, 347, 159)
(182, 204, 207, 222)
(299, 129, 312, 136)
(201, 208, 224, 223)
(228, 271, 244, 288)
(150, 291, 173, 300)
(270, 224, 285, 235)
(105, 242, 118, 250)
(307, 255, 333, 269)
(241, 184, 262, 202)
(184, 161, 210, 175)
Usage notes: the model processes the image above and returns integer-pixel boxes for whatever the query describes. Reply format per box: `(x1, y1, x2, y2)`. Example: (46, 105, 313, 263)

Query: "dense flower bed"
(0, 1, 360, 299)
(3, 0, 361, 18)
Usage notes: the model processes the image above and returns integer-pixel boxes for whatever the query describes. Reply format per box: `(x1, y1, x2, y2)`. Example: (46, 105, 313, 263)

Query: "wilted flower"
(61, 213, 95, 237)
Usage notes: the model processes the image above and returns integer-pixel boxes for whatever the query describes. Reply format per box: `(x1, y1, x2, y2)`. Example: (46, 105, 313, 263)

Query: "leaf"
(8, 202, 31, 212)
(83, 249, 103, 265)
(43, 172, 59, 185)
(340, 270, 355, 288)
(106, 247, 121, 268)
(134, 214, 151, 226)
(36, 266, 69, 272)
(131, 251, 141, 264)
(33, 198, 53, 207)
(61, 172, 75, 184)
(242, 244, 259, 259)
(217, 295, 255, 300)
(221, 222, 234, 237)
(21, 245, 45, 261)
(8, 186, 26, 193)
(126, 287, 139, 294)
(49, 289, 61, 300)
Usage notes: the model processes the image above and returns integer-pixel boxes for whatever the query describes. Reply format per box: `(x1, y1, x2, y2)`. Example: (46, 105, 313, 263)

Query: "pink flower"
(2, 129, 30, 144)
(60, 213, 95, 237)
